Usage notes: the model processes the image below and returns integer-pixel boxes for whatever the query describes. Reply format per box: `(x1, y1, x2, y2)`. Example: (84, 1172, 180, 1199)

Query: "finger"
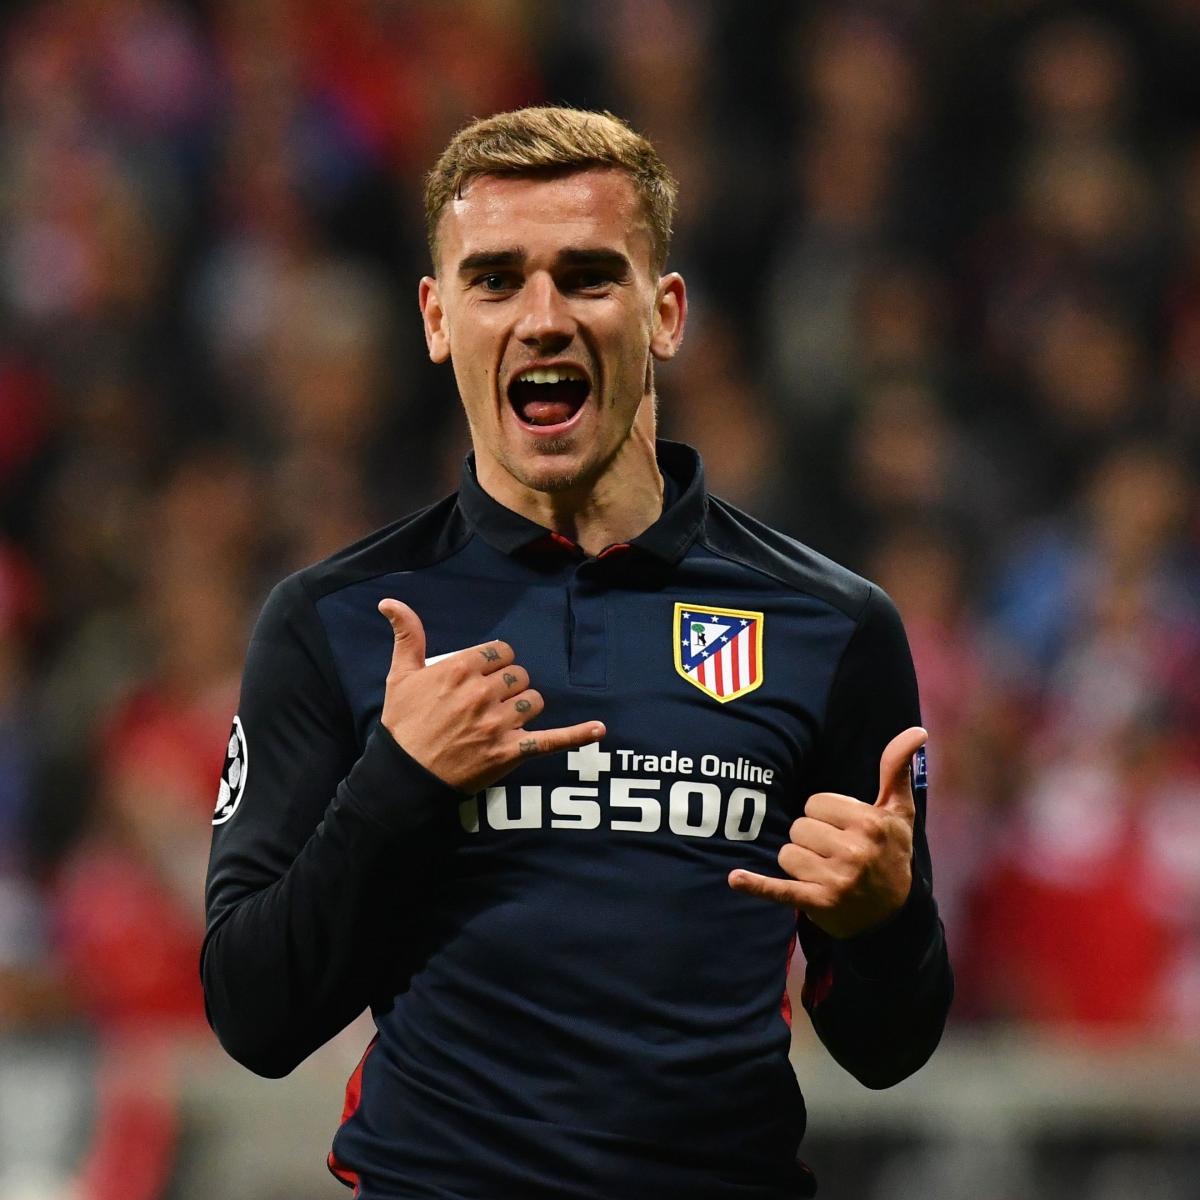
(494, 665, 530, 699)
(803, 791, 862, 830)
(787, 815, 843, 858)
(512, 721, 606, 760)
(875, 726, 928, 814)
(508, 689, 544, 726)
(778, 841, 835, 883)
(442, 639, 514, 675)
(727, 869, 826, 909)
(471, 639, 515, 675)
(378, 599, 426, 681)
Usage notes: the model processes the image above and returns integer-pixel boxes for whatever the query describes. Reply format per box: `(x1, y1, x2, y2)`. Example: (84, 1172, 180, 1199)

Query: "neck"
(477, 401, 664, 556)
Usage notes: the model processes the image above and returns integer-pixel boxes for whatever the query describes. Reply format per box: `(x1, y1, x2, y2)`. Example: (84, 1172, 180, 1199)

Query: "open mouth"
(507, 365, 591, 430)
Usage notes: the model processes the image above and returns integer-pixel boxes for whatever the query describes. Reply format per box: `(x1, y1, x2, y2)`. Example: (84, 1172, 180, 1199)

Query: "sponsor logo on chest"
(458, 740, 777, 842)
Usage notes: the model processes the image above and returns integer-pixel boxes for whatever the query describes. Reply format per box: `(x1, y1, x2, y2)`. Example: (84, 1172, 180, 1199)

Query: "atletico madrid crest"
(673, 602, 764, 703)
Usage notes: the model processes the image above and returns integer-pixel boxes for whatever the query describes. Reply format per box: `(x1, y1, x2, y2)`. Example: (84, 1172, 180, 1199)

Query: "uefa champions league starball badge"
(213, 715, 249, 825)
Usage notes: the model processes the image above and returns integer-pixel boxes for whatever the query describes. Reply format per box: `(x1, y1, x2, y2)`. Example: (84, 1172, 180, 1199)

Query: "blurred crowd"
(1, 0, 1199, 1185)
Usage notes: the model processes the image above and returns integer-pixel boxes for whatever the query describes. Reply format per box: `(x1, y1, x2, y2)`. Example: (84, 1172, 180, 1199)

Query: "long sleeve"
(796, 586, 953, 1089)
(201, 574, 461, 1078)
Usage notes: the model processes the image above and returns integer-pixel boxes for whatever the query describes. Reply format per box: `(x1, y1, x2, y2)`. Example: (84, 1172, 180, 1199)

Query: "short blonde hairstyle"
(424, 106, 677, 273)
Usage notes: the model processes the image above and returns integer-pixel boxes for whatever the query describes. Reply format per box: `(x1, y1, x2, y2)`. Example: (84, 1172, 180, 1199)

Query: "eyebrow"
(455, 246, 632, 276)
(559, 248, 631, 274)
(457, 248, 525, 275)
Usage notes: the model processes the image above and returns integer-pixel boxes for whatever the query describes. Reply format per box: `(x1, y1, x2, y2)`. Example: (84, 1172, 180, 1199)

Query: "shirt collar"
(456, 440, 707, 565)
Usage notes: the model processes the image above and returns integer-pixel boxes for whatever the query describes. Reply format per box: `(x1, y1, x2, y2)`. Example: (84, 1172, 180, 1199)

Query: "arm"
(731, 587, 953, 1088)
(201, 576, 460, 1078)
(798, 587, 952, 1088)
(202, 583, 605, 1078)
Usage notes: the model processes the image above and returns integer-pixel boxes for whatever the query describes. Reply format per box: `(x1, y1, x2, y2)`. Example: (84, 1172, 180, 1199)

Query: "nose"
(513, 272, 574, 354)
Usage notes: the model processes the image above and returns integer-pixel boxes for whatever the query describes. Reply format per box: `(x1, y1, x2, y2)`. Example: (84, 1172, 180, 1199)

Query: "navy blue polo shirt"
(202, 442, 952, 1199)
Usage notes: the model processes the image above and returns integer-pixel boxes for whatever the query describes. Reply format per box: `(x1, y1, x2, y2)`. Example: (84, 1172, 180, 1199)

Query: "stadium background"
(0, 0, 1198, 1196)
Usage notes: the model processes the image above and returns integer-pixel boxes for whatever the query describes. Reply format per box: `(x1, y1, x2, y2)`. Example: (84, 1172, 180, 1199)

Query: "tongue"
(520, 398, 578, 426)
(510, 378, 588, 427)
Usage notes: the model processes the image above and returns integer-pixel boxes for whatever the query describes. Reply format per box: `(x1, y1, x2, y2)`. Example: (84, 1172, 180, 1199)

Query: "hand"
(377, 599, 605, 793)
(728, 727, 927, 939)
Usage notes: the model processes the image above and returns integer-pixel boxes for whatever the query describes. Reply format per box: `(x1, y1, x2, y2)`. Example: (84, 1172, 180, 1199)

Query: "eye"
(566, 270, 614, 293)
(471, 271, 520, 296)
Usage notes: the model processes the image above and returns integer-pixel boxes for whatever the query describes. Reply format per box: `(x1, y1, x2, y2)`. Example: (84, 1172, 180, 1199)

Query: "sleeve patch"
(213, 715, 249, 825)
(913, 744, 928, 792)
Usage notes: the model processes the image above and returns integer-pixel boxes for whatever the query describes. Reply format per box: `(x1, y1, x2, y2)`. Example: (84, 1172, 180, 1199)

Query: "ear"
(650, 272, 687, 361)
(418, 276, 451, 364)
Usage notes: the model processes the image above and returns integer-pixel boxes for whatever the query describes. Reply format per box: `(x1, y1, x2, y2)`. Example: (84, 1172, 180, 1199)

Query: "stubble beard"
(504, 423, 631, 496)
(495, 380, 650, 497)
(508, 440, 593, 494)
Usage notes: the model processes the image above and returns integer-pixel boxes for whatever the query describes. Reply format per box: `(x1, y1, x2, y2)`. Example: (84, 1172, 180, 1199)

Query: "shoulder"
(291, 492, 470, 604)
(253, 493, 470, 639)
(700, 494, 878, 622)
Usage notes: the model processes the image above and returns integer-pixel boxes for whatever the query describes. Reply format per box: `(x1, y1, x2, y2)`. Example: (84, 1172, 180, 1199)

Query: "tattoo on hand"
(480, 646, 501, 663)
(519, 738, 538, 756)
(515, 698, 532, 714)
(503, 673, 517, 687)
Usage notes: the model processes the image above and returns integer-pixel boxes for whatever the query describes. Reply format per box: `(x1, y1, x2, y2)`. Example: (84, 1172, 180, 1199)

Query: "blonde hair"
(425, 106, 677, 273)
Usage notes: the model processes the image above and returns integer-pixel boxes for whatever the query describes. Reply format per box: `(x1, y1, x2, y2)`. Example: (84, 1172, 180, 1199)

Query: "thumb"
(875, 726, 927, 814)
(378, 599, 427, 681)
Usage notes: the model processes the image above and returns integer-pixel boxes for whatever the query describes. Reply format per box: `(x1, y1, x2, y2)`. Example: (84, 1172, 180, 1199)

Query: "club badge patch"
(674, 603, 764, 703)
(213, 715, 248, 825)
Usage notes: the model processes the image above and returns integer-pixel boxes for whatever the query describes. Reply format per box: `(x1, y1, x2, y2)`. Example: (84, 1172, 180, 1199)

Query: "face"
(419, 169, 686, 496)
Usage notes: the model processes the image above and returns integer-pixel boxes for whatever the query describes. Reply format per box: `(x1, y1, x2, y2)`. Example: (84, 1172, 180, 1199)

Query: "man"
(203, 106, 952, 1199)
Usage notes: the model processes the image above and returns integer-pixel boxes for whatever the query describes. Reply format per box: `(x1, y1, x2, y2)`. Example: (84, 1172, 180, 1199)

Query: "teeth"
(516, 367, 586, 385)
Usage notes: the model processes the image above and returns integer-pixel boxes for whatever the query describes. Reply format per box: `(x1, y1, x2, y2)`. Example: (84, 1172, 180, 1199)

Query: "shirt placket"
(566, 561, 608, 688)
